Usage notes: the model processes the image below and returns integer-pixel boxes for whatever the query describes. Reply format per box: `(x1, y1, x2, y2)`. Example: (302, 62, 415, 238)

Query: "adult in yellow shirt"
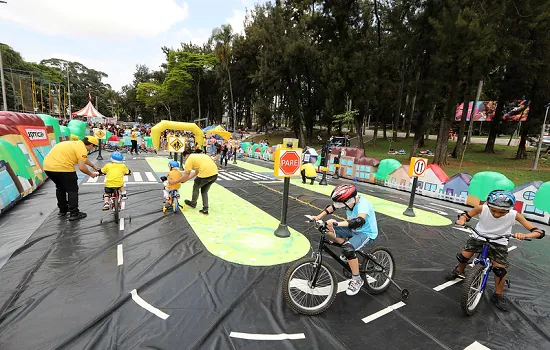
(169, 150, 218, 215)
(43, 136, 100, 221)
(130, 128, 139, 155)
(301, 162, 317, 185)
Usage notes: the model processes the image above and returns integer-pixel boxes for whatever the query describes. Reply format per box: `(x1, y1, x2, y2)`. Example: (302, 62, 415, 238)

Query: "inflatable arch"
(150, 120, 205, 150)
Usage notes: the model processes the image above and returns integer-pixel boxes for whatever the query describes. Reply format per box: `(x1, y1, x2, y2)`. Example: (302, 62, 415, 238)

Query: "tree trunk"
(355, 114, 365, 153)
(454, 83, 472, 158)
(393, 63, 405, 141)
(402, 92, 410, 131)
(484, 94, 506, 153)
(372, 113, 380, 147)
(467, 80, 483, 145)
(515, 127, 528, 159)
(516, 78, 540, 160)
(226, 66, 236, 131)
(382, 117, 387, 139)
(434, 74, 459, 166)
(406, 70, 420, 138)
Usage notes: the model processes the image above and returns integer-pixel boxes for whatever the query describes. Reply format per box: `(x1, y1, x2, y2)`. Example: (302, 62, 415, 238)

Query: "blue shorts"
(334, 226, 374, 250)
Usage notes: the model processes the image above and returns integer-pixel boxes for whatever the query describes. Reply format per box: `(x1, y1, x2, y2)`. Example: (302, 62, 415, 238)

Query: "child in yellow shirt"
(100, 152, 130, 210)
(160, 160, 182, 208)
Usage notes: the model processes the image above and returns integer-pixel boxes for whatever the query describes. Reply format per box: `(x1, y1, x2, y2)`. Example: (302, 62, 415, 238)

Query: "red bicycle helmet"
(331, 184, 357, 203)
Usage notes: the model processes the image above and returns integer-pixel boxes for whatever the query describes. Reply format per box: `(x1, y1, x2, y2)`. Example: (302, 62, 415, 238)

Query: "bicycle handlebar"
(305, 215, 338, 230)
(461, 224, 532, 242)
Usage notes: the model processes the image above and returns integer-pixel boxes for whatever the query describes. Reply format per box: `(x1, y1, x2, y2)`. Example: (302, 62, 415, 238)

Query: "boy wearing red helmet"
(312, 184, 378, 296)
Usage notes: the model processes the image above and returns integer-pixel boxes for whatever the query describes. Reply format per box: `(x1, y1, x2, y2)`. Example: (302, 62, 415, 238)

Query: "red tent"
(72, 101, 107, 121)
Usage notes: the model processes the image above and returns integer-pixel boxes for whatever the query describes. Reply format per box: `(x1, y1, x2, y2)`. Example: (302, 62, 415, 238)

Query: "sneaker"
(491, 293, 509, 312)
(339, 255, 348, 262)
(58, 211, 68, 217)
(121, 193, 128, 200)
(103, 203, 110, 211)
(184, 200, 196, 209)
(199, 209, 209, 215)
(346, 278, 364, 296)
(445, 267, 465, 281)
(69, 212, 87, 221)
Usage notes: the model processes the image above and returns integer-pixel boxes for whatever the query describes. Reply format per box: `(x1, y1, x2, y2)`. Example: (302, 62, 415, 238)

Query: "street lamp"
(532, 103, 550, 171)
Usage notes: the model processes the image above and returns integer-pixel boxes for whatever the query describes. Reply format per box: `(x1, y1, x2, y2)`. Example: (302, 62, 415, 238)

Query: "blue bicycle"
(460, 225, 530, 316)
(163, 189, 180, 214)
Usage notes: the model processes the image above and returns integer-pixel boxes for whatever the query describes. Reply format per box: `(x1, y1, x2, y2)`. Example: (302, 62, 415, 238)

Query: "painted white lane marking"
(123, 175, 129, 182)
(117, 244, 123, 266)
(121, 201, 126, 210)
(464, 341, 491, 350)
(337, 280, 350, 293)
(361, 301, 406, 324)
(130, 289, 169, 320)
(429, 202, 465, 213)
(145, 172, 156, 181)
(217, 173, 232, 180)
(453, 226, 472, 233)
(289, 278, 333, 296)
(230, 173, 249, 180)
(119, 217, 124, 231)
(433, 278, 462, 291)
(229, 332, 305, 340)
(222, 172, 241, 180)
(417, 205, 448, 216)
(133, 172, 143, 182)
(508, 246, 516, 252)
(87, 175, 99, 183)
(83, 182, 159, 185)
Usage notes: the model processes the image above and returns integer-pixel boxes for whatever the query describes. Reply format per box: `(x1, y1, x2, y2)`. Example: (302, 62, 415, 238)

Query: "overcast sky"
(0, 0, 268, 91)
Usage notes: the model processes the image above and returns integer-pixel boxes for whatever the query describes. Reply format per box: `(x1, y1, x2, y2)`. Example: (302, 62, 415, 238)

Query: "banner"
(455, 100, 529, 122)
(16, 126, 50, 146)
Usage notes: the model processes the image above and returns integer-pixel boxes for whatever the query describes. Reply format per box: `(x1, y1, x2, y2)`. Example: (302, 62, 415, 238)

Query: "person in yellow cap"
(130, 128, 138, 155)
(43, 136, 101, 221)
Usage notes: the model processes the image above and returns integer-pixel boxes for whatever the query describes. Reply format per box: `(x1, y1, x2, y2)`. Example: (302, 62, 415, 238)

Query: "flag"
(88, 92, 92, 101)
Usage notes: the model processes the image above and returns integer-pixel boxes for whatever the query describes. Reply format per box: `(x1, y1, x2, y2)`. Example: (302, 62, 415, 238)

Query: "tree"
(211, 24, 236, 130)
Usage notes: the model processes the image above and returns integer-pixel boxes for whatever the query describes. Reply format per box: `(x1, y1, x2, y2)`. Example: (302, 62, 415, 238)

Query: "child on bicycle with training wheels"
(160, 160, 182, 208)
(312, 184, 378, 296)
(447, 190, 545, 311)
(101, 152, 130, 210)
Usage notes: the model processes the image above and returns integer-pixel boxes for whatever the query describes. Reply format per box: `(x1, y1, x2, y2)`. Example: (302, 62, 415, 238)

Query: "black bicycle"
(98, 170, 132, 224)
(283, 216, 409, 315)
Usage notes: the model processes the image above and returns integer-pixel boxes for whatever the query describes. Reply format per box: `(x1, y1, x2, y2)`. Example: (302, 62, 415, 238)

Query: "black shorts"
(104, 187, 121, 194)
(463, 237, 509, 267)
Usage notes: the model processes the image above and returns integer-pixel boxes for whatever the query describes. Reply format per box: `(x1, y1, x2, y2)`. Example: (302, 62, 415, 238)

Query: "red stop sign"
(279, 151, 300, 175)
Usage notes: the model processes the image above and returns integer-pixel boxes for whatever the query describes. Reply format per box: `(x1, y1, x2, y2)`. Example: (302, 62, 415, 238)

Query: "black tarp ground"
(0, 157, 548, 350)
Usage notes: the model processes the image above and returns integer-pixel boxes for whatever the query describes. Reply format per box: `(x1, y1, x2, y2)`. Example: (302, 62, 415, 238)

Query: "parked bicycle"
(282, 216, 409, 315)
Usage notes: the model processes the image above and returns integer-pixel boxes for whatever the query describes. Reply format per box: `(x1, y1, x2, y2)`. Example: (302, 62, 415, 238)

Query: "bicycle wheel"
(113, 197, 120, 224)
(460, 264, 485, 316)
(283, 257, 337, 315)
(361, 247, 395, 294)
(173, 196, 179, 213)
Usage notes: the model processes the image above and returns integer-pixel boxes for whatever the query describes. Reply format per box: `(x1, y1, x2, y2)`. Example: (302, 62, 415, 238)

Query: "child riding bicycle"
(160, 160, 182, 208)
(101, 152, 130, 210)
(447, 190, 545, 311)
(312, 184, 378, 296)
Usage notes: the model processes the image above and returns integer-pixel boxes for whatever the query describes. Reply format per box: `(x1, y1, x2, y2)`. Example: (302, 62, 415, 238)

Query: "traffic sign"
(408, 157, 428, 177)
(168, 136, 186, 153)
(274, 149, 302, 178)
(93, 128, 106, 140)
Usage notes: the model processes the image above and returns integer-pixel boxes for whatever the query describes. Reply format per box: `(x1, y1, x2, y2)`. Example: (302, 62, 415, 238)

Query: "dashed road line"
(117, 244, 123, 266)
(229, 332, 305, 340)
(361, 301, 406, 324)
(433, 278, 462, 291)
(145, 172, 156, 181)
(464, 341, 490, 350)
(130, 289, 169, 320)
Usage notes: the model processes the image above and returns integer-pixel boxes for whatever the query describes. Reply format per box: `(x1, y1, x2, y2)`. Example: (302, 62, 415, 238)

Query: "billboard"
(455, 100, 529, 122)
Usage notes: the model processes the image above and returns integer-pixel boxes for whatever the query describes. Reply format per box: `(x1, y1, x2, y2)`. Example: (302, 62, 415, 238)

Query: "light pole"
(532, 103, 550, 171)
(0, 43, 7, 111)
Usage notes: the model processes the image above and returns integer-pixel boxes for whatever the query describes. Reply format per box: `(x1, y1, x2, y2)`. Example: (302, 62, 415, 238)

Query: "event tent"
(72, 101, 108, 123)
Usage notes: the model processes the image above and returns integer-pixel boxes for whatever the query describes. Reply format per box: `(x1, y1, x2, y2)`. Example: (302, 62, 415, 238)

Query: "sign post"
(403, 157, 428, 217)
(168, 136, 186, 165)
(93, 128, 107, 161)
(273, 142, 302, 238)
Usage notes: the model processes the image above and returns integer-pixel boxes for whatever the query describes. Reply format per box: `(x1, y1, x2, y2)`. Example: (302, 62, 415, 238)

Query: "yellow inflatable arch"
(150, 120, 205, 150)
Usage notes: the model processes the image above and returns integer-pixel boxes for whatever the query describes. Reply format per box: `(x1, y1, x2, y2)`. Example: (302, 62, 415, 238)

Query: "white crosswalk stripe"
(216, 171, 273, 181)
(84, 171, 159, 185)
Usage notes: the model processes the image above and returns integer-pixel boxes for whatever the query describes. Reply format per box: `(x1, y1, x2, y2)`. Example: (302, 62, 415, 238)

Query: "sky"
(0, 0, 268, 91)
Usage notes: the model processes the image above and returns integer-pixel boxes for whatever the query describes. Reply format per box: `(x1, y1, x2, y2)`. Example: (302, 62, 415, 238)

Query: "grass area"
(250, 131, 550, 185)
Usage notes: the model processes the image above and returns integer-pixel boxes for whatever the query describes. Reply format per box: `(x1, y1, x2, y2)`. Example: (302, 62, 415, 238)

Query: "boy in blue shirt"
(312, 184, 378, 296)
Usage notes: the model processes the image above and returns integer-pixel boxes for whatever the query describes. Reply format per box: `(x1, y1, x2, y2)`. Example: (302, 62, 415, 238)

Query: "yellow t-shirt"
(301, 163, 317, 178)
(167, 168, 182, 191)
(184, 153, 218, 178)
(131, 131, 137, 141)
(44, 141, 88, 172)
(101, 163, 130, 188)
